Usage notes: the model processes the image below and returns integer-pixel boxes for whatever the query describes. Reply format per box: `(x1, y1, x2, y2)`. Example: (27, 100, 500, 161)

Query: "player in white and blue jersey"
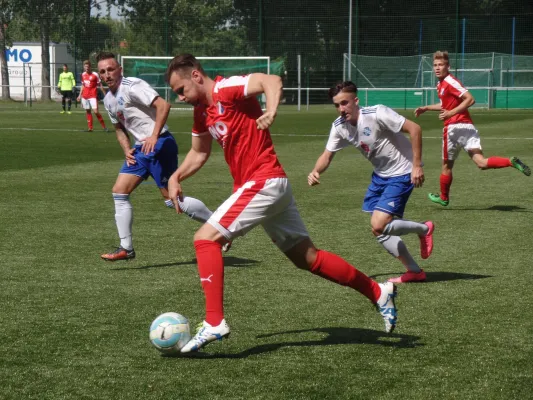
(96, 52, 215, 261)
(308, 81, 435, 283)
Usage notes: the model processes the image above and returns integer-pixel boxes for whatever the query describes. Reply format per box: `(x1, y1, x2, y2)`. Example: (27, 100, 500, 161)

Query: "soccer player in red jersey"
(415, 50, 530, 206)
(165, 54, 399, 353)
(77, 60, 108, 132)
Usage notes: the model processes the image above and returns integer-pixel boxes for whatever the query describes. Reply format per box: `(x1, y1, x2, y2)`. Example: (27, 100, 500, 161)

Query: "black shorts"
(61, 90, 73, 99)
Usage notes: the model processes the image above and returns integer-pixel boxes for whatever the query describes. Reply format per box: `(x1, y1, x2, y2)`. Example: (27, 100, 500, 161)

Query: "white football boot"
(180, 319, 230, 353)
(376, 282, 398, 333)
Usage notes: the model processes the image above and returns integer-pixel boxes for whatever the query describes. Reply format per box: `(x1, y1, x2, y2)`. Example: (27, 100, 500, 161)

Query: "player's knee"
(371, 223, 385, 237)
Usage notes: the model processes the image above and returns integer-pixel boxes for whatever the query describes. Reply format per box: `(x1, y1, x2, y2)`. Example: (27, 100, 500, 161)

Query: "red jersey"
(81, 71, 100, 99)
(437, 74, 474, 126)
(192, 75, 286, 189)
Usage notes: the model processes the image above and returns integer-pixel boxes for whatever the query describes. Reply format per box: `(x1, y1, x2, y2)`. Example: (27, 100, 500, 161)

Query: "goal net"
(121, 56, 272, 104)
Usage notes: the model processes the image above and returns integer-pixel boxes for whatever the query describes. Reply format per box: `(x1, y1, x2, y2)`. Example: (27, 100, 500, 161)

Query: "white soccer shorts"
(207, 177, 309, 252)
(81, 97, 98, 110)
(442, 123, 482, 161)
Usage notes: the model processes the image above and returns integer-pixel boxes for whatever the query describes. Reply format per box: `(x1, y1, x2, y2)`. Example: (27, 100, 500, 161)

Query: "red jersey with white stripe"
(192, 75, 286, 189)
(437, 74, 473, 126)
(81, 71, 100, 99)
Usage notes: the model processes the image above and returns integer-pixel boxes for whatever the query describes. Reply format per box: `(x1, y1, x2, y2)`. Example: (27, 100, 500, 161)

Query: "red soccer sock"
(310, 249, 381, 303)
(96, 113, 106, 128)
(194, 240, 224, 326)
(86, 111, 93, 130)
(487, 156, 512, 169)
(440, 173, 453, 201)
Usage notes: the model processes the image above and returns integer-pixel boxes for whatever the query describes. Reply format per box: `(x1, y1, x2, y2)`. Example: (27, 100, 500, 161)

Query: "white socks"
(168, 196, 213, 223)
(113, 193, 133, 250)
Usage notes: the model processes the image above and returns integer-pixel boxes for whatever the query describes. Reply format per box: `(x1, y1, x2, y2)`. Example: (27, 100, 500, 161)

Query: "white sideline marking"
(1, 126, 533, 140)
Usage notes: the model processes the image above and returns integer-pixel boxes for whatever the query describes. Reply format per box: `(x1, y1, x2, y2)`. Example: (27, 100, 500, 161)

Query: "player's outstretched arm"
(247, 73, 283, 130)
(401, 119, 424, 188)
(308, 150, 336, 186)
(414, 103, 441, 117)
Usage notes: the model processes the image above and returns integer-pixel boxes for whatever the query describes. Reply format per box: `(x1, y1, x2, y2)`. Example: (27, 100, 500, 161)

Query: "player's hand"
(439, 109, 454, 121)
(168, 174, 184, 214)
(125, 148, 136, 166)
(76, 96, 81, 102)
(256, 111, 277, 130)
(411, 166, 425, 188)
(308, 171, 321, 186)
(140, 135, 158, 155)
(414, 107, 426, 118)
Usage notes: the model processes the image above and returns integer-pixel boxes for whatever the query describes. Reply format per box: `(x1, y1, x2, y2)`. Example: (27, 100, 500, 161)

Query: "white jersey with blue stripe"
(325, 105, 413, 177)
(104, 77, 169, 144)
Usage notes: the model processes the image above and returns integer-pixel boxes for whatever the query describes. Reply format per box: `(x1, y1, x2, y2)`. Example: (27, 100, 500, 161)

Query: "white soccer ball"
(149, 312, 191, 355)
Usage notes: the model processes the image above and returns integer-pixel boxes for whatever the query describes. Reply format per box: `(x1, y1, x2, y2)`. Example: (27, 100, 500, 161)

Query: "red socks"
(86, 111, 93, 130)
(194, 240, 224, 326)
(440, 173, 453, 201)
(487, 157, 512, 169)
(310, 249, 381, 303)
(96, 113, 106, 129)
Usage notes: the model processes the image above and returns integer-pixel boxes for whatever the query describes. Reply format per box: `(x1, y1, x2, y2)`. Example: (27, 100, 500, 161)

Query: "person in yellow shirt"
(57, 64, 76, 114)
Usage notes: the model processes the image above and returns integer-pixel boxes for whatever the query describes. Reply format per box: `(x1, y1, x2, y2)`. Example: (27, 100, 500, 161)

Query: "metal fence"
(1, 0, 532, 108)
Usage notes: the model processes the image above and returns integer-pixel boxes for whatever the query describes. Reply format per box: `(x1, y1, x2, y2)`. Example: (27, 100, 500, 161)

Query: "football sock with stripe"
(113, 193, 133, 251)
(310, 249, 381, 303)
(194, 240, 224, 326)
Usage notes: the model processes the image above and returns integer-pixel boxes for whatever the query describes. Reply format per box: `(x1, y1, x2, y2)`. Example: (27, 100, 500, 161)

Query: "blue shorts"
(362, 172, 414, 218)
(119, 132, 178, 188)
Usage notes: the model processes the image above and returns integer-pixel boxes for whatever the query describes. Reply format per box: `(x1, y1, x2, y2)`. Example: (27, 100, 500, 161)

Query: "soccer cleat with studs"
(101, 247, 136, 261)
(419, 221, 435, 259)
(180, 319, 230, 353)
(428, 193, 449, 207)
(388, 269, 427, 284)
(510, 157, 531, 176)
(376, 282, 398, 333)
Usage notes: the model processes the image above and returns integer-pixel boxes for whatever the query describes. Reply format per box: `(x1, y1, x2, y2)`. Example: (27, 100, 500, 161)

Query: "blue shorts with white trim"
(119, 132, 177, 188)
(362, 172, 413, 218)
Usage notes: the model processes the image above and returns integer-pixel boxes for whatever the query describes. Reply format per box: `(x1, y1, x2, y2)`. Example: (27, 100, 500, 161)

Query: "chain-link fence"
(1, 0, 532, 108)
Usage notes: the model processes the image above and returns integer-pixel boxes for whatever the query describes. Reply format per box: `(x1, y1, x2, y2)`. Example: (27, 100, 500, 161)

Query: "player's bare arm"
(247, 73, 283, 130)
(77, 86, 83, 102)
(140, 97, 171, 155)
(401, 119, 424, 187)
(439, 91, 475, 121)
(114, 123, 135, 166)
(308, 150, 336, 186)
(168, 134, 213, 212)
(414, 103, 441, 117)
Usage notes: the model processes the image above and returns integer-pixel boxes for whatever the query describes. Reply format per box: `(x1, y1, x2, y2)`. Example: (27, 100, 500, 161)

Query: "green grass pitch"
(0, 102, 532, 399)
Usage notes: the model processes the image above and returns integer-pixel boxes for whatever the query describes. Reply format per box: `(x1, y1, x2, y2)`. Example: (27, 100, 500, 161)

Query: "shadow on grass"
(110, 256, 260, 271)
(175, 327, 422, 359)
(370, 271, 492, 282)
(441, 205, 530, 212)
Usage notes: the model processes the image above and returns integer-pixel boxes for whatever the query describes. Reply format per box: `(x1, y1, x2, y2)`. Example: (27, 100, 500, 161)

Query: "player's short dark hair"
(95, 51, 117, 63)
(165, 54, 206, 83)
(63, 64, 68, 68)
(328, 81, 358, 99)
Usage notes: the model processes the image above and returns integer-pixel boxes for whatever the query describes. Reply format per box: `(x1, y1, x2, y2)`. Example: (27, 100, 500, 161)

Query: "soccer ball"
(149, 312, 191, 355)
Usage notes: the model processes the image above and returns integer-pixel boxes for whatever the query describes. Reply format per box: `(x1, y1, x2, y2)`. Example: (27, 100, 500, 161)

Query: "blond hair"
(83, 60, 91, 66)
(433, 51, 449, 65)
